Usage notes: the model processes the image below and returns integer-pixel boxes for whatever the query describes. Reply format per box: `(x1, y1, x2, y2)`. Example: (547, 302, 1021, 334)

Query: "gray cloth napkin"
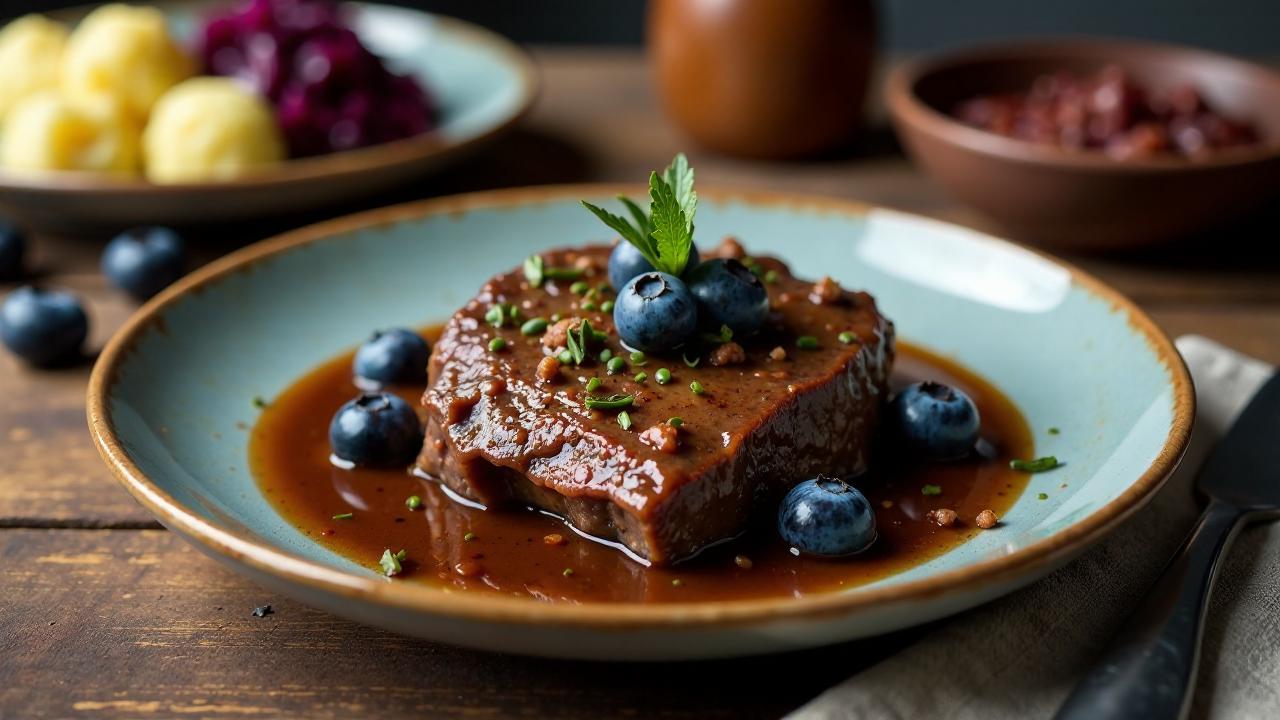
(790, 335, 1280, 720)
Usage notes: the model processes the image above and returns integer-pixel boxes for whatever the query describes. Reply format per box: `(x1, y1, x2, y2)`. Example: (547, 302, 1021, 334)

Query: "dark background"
(3, 0, 1280, 55)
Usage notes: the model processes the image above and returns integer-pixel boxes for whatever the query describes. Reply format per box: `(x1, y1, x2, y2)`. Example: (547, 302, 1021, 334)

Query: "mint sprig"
(581, 153, 697, 277)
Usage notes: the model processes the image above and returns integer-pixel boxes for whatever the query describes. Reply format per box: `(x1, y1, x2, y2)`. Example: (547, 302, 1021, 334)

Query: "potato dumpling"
(0, 15, 68, 122)
(61, 4, 192, 122)
(143, 78, 285, 183)
(1, 92, 140, 173)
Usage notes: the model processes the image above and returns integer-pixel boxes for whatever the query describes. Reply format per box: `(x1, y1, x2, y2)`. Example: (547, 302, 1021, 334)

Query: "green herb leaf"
(566, 319, 594, 366)
(331, 512, 353, 520)
(617, 410, 632, 430)
(484, 304, 507, 328)
(700, 324, 733, 344)
(584, 393, 635, 410)
(523, 254, 545, 287)
(1010, 456, 1061, 473)
(582, 201, 659, 267)
(921, 484, 942, 496)
(663, 153, 697, 222)
(379, 548, 403, 577)
(648, 170, 693, 275)
(405, 495, 422, 510)
(682, 351, 701, 368)
(617, 195, 651, 238)
(667, 416, 683, 427)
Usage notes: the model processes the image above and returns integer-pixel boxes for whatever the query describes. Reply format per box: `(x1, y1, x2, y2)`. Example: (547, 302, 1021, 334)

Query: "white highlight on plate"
(859, 209, 1072, 314)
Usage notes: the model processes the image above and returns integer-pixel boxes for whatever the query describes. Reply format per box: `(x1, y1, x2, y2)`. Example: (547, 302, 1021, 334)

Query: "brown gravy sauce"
(250, 329, 1033, 603)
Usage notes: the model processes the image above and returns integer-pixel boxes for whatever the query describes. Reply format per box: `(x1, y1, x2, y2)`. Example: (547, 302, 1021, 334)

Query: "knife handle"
(1054, 499, 1245, 720)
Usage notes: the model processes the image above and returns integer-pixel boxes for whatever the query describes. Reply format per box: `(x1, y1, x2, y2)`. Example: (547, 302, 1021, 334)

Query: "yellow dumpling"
(0, 15, 69, 122)
(61, 4, 192, 122)
(143, 78, 285, 183)
(1, 92, 140, 174)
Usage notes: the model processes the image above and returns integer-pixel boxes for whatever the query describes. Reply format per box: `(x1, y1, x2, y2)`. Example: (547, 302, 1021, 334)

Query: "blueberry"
(613, 271, 698, 352)
(101, 226, 185, 300)
(608, 241, 700, 291)
(353, 328, 431, 387)
(328, 393, 422, 467)
(685, 259, 769, 337)
(0, 286, 89, 367)
(0, 219, 25, 281)
(778, 476, 876, 557)
(891, 381, 981, 460)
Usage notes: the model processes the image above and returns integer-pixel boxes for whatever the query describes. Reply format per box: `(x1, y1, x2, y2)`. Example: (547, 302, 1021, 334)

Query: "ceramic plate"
(0, 1, 536, 231)
(87, 186, 1193, 660)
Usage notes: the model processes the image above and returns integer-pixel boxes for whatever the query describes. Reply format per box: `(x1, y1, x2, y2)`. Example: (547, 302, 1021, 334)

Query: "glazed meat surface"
(416, 243, 894, 566)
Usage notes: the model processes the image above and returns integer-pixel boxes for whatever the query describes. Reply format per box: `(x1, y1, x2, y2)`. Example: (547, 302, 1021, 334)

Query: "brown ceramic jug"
(648, 0, 877, 159)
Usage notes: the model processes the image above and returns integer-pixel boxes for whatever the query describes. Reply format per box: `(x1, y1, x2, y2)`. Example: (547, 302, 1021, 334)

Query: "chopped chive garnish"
(764, 270, 779, 284)
(544, 266, 584, 281)
(796, 335, 820, 350)
(488, 337, 508, 352)
(1037, 493, 1049, 500)
(252, 395, 268, 409)
(682, 351, 701, 368)
(700, 324, 733, 345)
(405, 495, 422, 510)
(655, 368, 672, 385)
(606, 356, 626, 374)
(668, 417, 683, 427)
(583, 287, 598, 301)
(597, 282, 611, 294)
(690, 381, 706, 395)
(523, 254, 545, 287)
(837, 331, 856, 344)
(671, 578, 684, 587)
(1048, 427, 1061, 435)
(633, 371, 648, 383)
(617, 411, 633, 430)
(630, 350, 646, 366)
(921, 484, 942, 496)
(379, 548, 403, 577)
(565, 319, 597, 365)
(508, 304, 521, 321)
(599, 348, 613, 363)
(331, 512, 353, 520)
(582, 301, 597, 311)
(558, 349, 573, 364)
(521, 317, 549, 336)
(464, 532, 476, 542)
(563, 567, 575, 577)
(586, 377, 602, 392)
(1011, 456, 1061, 473)
(584, 393, 635, 410)
(484, 304, 507, 328)
(601, 300, 615, 313)
(570, 280, 590, 295)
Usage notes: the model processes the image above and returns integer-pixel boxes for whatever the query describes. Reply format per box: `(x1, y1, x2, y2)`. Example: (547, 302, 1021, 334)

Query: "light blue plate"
(88, 187, 1193, 659)
(0, 1, 537, 229)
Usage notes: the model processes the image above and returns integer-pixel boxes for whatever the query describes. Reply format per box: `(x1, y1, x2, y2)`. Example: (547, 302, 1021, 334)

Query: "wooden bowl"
(0, 2, 537, 233)
(886, 39, 1280, 251)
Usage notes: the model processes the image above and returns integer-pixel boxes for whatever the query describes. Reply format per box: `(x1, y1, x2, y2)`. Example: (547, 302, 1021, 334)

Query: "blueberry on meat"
(778, 475, 876, 557)
(101, 226, 186, 300)
(608, 241, 700, 291)
(891, 381, 981, 460)
(353, 328, 431, 387)
(0, 286, 89, 367)
(328, 393, 422, 467)
(613, 271, 698, 352)
(685, 258, 769, 337)
(0, 219, 25, 281)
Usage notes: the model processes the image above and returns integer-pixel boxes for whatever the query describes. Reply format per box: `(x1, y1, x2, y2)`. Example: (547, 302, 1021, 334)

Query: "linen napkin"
(790, 335, 1280, 720)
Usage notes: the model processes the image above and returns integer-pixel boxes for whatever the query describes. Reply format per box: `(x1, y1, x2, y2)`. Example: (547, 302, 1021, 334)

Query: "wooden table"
(4, 48, 1280, 719)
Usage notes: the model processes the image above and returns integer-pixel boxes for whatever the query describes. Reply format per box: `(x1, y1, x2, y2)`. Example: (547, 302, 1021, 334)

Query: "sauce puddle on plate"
(250, 330, 1032, 603)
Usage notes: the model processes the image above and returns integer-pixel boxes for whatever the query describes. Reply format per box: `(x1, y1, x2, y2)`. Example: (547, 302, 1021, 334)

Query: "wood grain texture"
(2, 48, 1280, 720)
(0, 529, 910, 719)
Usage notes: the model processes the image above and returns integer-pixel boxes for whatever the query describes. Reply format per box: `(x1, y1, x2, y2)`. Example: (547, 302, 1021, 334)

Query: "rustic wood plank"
(0, 528, 913, 719)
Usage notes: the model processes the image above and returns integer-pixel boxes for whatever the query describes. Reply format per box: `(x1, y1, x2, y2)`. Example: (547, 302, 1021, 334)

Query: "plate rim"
(0, 1, 539, 194)
(86, 184, 1195, 628)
